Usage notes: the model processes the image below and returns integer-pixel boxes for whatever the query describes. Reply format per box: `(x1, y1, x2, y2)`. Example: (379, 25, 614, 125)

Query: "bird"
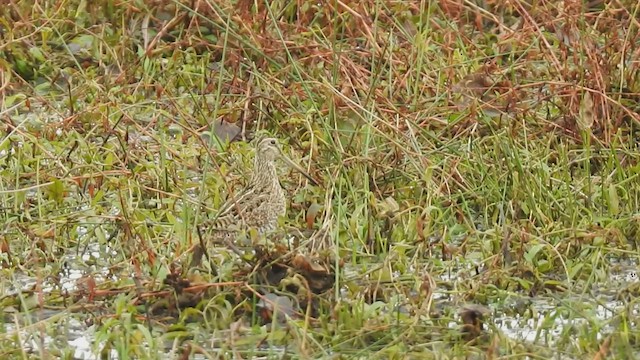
(190, 137, 316, 267)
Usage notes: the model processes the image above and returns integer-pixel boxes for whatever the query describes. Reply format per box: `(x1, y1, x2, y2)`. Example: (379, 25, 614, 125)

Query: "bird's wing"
(202, 184, 271, 231)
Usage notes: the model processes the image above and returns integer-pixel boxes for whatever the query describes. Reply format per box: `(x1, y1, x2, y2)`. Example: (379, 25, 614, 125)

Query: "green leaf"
(29, 47, 46, 62)
(568, 262, 584, 280)
(46, 179, 66, 204)
(608, 183, 619, 216)
(524, 243, 545, 263)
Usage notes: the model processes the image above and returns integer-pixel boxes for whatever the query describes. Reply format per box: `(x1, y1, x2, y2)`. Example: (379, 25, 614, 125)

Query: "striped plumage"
(205, 137, 286, 238)
(190, 137, 314, 268)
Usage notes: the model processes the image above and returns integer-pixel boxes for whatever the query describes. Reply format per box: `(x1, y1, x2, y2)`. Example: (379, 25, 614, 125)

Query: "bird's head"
(254, 137, 319, 186)
(256, 137, 281, 162)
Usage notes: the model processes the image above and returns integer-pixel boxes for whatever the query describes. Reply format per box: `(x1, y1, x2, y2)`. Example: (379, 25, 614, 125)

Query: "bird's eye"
(269, 139, 276, 145)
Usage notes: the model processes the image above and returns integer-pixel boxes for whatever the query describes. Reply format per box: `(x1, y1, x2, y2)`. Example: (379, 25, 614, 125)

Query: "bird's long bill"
(281, 154, 319, 186)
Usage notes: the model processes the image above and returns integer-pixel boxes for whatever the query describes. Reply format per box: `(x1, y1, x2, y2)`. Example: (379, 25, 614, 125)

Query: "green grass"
(1, 0, 640, 358)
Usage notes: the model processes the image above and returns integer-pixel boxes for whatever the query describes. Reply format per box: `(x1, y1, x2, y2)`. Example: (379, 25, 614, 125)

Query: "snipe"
(191, 137, 316, 267)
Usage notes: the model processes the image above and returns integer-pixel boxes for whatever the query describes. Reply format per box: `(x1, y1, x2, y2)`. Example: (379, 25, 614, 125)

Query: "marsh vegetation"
(1, 0, 640, 358)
